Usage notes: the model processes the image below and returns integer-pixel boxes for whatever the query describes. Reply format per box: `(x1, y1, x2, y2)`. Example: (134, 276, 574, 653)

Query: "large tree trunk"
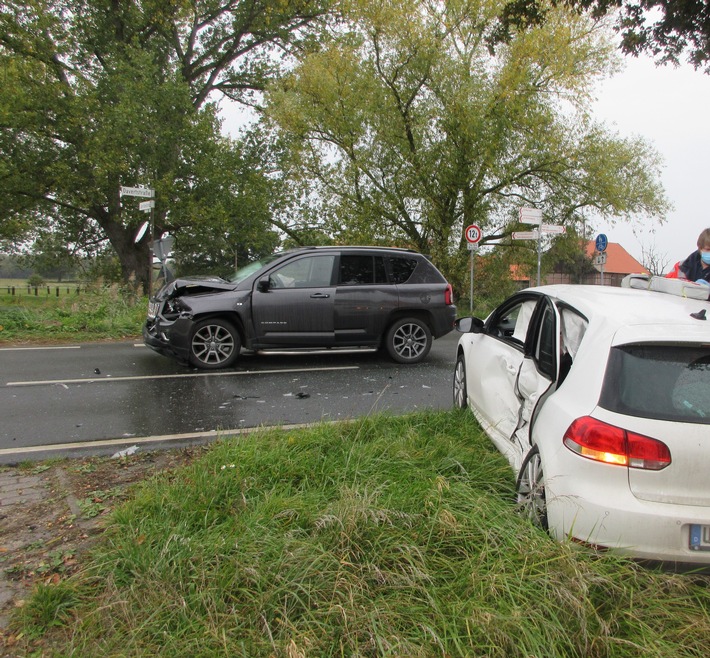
(96, 209, 152, 294)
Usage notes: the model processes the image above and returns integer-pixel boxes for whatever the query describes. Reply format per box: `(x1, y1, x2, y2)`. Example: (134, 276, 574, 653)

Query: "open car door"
(510, 297, 561, 468)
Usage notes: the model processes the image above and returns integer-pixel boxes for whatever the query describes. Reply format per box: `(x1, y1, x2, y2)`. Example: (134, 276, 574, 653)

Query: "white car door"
(511, 298, 562, 469)
(465, 294, 541, 461)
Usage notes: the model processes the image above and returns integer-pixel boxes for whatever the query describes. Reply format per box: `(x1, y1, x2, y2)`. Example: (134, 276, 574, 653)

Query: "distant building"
(512, 241, 648, 288)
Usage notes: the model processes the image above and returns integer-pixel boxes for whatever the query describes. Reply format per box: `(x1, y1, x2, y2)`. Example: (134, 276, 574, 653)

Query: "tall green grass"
(14, 411, 710, 656)
(0, 286, 146, 342)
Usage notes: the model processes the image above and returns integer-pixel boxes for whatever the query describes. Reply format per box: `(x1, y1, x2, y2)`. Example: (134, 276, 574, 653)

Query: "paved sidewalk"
(0, 471, 51, 632)
(0, 472, 48, 508)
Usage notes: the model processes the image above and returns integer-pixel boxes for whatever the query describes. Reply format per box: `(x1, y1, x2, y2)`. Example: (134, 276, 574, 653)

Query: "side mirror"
(257, 277, 271, 293)
(455, 317, 484, 333)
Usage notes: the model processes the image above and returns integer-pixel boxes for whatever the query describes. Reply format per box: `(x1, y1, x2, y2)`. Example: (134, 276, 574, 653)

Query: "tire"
(515, 446, 548, 530)
(453, 353, 468, 409)
(385, 318, 432, 364)
(189, 319, 240, 369)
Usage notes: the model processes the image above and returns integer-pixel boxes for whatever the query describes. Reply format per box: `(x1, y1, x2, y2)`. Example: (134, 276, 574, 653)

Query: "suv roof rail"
(302, 245, 419, 254)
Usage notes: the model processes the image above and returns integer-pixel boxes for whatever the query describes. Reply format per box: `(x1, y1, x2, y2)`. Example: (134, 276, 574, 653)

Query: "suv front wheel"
(189, 318, 240, 369)
(385, 318, 432, 364)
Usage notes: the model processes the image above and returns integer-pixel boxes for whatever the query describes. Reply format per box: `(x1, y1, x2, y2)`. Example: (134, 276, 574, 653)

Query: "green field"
(0, 284, 146, 343)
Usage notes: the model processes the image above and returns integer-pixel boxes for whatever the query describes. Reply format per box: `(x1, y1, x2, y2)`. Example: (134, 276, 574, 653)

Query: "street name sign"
(519, 207, 543, 224)
(512, 230, 539, 240)
(120, 186, 154, 198)
(139, 200, 155, 212)
(540, 223, 566, 234)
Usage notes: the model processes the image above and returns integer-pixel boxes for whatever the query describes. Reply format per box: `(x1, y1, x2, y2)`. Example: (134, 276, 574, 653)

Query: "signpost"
(595, 233, 608, 286)
(464, 224, 483, 311)
(519, 207, 543, 225)
(512, 230, 539, 240)
(120, 186, 155, 198)
(122, 185, 156, 293)
(513, 208, 566, 285)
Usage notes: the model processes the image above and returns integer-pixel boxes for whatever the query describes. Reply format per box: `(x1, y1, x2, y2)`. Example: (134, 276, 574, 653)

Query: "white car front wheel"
(453, 353, 468, 409)
(516, 446, 548, 530)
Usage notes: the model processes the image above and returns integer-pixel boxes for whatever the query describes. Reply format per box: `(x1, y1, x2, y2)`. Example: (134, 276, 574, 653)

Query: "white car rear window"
(600, 345, 710, 424)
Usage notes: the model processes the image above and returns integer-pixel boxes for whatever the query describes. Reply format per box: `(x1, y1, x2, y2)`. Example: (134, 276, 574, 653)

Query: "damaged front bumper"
(142, 317, 192, 364)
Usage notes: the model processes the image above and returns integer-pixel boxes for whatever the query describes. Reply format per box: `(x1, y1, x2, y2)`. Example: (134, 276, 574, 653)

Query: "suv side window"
(387, 257, 418, 284)
(269, 255, 335, 288)
(338, 255, 387, 285)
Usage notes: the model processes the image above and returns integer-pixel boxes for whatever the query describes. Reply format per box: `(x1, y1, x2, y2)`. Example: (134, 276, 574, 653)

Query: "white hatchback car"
(453, 283, 710, 566)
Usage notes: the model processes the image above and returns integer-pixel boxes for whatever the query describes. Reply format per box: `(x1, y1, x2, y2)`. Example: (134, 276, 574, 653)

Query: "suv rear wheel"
(189, 319, 240, 369)
(385, 318, 432, 364)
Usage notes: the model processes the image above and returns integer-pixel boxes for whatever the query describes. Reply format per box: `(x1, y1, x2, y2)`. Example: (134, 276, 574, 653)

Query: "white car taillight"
(563, 416, 671, 471)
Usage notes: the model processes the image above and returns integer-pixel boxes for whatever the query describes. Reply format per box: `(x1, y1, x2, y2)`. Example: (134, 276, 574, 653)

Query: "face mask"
(701, 251, 710, 265)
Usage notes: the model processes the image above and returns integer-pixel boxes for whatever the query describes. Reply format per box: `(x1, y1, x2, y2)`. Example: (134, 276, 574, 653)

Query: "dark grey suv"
(143, 246, 456, 369)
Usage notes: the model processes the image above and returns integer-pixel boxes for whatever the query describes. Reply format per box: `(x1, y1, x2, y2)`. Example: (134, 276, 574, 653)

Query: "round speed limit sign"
(464, 224, 482, 244)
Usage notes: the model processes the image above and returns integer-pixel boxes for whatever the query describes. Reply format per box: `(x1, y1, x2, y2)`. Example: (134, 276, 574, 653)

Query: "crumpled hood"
(154, 275, 236, 300)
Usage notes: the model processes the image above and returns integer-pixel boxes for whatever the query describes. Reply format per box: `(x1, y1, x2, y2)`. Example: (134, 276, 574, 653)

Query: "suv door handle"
(310, 293, 330, 299)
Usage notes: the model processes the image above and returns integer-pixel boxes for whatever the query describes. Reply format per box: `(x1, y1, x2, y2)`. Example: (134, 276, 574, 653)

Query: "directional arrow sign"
(120, 186, 154, 198)
(519, 207, 542, 225)
(512, 230, 539, 240)
(540, 223, 565, 234)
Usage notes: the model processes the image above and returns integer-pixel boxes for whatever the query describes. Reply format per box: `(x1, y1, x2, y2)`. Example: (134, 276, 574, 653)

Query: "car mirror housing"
(257, 277, 271, 293)
(455, 317, 484, 333)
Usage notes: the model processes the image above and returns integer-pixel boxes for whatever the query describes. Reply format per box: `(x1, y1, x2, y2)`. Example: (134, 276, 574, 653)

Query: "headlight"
(163, 297, 190, 319)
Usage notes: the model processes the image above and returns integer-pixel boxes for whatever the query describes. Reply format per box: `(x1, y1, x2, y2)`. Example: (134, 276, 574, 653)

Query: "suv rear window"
(387, 257, 418, 284)
(338, 255, 388, 285)
(600, 344, 710, 424)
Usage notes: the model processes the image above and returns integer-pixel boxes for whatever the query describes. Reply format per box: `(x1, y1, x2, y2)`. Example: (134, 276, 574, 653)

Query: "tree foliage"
(0, 0, 330, 291)
(266, 0, 669, 290)
(496, 0, 710, 72)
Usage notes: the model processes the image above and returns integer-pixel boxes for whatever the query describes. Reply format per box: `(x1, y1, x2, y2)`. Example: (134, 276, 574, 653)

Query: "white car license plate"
(689, 525, 710, 551)
(147, 301, 160, 320)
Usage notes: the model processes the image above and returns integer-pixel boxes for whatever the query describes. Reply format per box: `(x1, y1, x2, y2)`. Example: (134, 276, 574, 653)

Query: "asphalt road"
(0, 333, 461, 463)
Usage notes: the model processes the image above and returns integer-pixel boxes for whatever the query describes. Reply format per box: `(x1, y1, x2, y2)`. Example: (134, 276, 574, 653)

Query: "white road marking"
(0, 422, 329, 458)
(6, 365, 359, 387)
(0, 345, 81, 351)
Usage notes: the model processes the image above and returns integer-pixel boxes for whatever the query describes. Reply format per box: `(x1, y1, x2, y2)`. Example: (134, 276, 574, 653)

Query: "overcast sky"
(591, 54, 710, 269)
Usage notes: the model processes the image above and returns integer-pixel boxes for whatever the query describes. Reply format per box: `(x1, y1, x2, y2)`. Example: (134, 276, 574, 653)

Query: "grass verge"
(0, 287, 146, 343)
(11, 411, 710, 657)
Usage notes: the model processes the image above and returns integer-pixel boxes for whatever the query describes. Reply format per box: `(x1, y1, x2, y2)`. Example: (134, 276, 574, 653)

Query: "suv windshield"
(227, 254, 282, 284)
(600, 344, 710, 424)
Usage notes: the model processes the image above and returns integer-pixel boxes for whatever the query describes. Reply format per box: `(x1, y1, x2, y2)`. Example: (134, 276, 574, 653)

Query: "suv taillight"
(563, 416, 671, 471)
(445, 284, 453, 306)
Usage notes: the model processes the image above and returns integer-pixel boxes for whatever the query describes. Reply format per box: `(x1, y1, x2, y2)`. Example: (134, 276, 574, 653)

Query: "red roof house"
(512, 240, 648, 287)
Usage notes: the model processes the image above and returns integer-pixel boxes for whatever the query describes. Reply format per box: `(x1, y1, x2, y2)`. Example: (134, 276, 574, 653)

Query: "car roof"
(527, 284, 710, 337)
(286, 246, 420, 254)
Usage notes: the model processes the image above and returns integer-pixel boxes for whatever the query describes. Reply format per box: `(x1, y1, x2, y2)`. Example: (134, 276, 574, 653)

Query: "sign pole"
(516, 208, 566, 287)
(595, 234, 608, 287)
(464, 224, 483, 311)
(469, 250, 474, 313)
(536, 233, 542, 287)
(121, 185, 156, 295)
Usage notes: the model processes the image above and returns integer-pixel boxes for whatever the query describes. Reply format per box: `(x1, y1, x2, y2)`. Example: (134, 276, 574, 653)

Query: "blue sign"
(595, 234, 608, 252)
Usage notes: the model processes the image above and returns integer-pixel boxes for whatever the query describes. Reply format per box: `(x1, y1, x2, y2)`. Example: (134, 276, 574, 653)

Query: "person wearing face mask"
(678, 228, 710, 285)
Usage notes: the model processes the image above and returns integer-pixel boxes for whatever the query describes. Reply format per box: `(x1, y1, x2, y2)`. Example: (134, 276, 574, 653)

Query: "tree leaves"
(266, 0, 668, 289)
